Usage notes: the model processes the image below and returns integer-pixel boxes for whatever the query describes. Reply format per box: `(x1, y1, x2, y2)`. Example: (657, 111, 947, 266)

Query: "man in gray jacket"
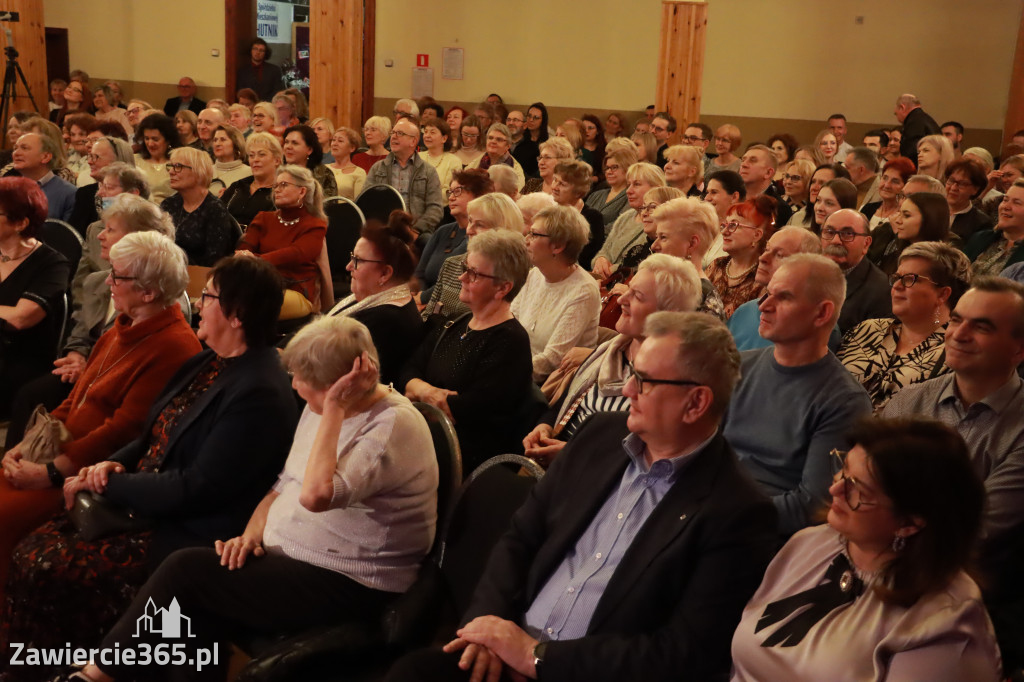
(365, 117, 443, 235)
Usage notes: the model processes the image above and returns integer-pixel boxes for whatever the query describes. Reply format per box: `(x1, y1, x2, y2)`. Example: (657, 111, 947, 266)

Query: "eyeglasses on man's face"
(820, 227, 869, 243)
(625, 359, 703, 394)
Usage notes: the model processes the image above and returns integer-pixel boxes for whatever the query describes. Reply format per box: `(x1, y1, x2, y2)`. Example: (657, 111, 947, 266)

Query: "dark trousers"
(5, 373, 72, 448)
(386, 647, 522, 682)
(98, 547, 394, 681)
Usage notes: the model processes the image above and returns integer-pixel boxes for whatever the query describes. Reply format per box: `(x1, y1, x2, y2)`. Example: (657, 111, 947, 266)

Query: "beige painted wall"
(43, 0, 227, 92)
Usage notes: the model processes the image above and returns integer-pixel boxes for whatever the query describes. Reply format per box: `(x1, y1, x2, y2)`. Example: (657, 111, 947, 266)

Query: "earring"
(892, 534, 906, 553)
(934, 307, 942, 326)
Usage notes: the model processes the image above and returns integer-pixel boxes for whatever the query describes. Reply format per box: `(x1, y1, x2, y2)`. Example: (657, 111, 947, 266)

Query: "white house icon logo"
(133, 597, 196, 638)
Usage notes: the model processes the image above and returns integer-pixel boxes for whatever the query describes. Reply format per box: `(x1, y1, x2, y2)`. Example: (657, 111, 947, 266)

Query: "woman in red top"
(236, 164, 328, 318)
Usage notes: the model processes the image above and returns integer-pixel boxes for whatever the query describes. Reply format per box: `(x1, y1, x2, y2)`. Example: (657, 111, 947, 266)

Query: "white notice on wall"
(257, 0, 294, 40)
(412, 67, 434, 98)
(442, 47, 464, 80)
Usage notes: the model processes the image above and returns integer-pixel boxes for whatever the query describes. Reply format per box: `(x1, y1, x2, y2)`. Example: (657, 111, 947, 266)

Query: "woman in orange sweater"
(236, 164, 328, 318)
(0, 231, 201, 608)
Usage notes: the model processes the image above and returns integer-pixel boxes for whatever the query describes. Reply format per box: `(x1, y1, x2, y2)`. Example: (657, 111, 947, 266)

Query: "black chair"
(323, 197, 365, 299)
(38, 219, 84, 284)
(235, 454, 542, 682)
(53, 291, 69, 359)
(228, 213, 245, 248)
(355, 184, 406, 225)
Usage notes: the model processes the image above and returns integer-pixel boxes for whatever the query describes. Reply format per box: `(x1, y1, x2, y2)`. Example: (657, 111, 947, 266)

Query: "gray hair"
(516, 191, 556, 218)
(487, 122, 511, 143)
(246, 131, 284, 163)
(538, 136, 574, 161)
(276, 164, 326, 220)
(93, 136, 136, 166)
(963, 147, 995, 173)
(847, 146, 880, 173)
(899, 241, 972, 308)
(626, 161, 667, 188)
(393, 98, 420, 118)
(778, 253, 847, 325)
(108, 231, 188, 307)
(652, 196, 719, 257)
(905, 174, 946, 195)
(101, 193, 174, 239)
(467, 229, 531, 301)
(97, 163, 151, 200)
(488, 164, 519, 197)
(25, 132, 61, 171)
(636, 253, 702, 312)
(281, 316, 379, 391)
(467, 192, 524, 233)
(169, 146, 215, 187)
(772, 225, 822, 254)
(897, 94, 922, 107)
(663, 144, 705, 181)
(643, 311, 741, 417)
(533, 204, 590, 264)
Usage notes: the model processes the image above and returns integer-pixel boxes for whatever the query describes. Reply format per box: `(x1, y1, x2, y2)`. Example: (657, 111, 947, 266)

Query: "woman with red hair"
(706, 195, 777, 318)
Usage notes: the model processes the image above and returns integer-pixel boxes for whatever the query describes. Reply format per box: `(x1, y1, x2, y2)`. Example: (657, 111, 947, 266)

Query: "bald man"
(163, 77, 206, 117)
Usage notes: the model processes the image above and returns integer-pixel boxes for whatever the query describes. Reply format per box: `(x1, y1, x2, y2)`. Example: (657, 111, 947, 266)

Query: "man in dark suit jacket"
(895, 93, 940, 165)
(236, 38, 285, 103)
(388, 312, 778, 682)
(822, 209, 891, 333)
(163, 76, 207, 117)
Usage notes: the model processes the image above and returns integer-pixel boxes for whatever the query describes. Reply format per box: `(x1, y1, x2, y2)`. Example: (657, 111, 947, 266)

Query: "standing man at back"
(894, 94, 940, 164)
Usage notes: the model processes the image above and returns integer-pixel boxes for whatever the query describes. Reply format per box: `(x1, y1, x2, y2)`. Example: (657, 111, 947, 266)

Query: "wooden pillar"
(655, 1, 708, 143)
(1002, 2, 1024, 153)
(309, 0, 374, 131)
(1, 0, 47, 116)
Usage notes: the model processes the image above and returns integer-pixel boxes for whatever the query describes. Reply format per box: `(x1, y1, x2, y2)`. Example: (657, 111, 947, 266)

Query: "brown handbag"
(20, 404, 72, 464)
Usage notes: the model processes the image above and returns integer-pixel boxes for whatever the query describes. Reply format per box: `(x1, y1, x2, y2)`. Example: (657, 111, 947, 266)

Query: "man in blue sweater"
(724, 254, 872, 535)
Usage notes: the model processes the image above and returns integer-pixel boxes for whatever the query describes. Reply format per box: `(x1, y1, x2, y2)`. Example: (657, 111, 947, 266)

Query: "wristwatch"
(532, 641, 547, 677)
(46, 461, 65, 488)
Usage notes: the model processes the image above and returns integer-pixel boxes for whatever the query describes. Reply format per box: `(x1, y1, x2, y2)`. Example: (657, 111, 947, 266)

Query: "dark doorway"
(44, 27, 69, 84)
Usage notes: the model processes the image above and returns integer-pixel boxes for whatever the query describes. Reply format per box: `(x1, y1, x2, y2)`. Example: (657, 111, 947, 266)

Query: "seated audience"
(0, 231, 200, 617)
(787, 163, 850, 228)
(161, 146, 236, 267)
(916, 134, 954, 180)
(271, 93, 300, 134)
(780, 159, 814, 213)
(550, 159, 604, 269)
(237, 165, 328, 319)
(414, 169, 493, 306)
(631, 130, 658, 164)
(328, 212, 424, 384)
(50, 80, 91, 128)
(65, 314, 437, 682)
(488, 164, 520, 200)
(0, 178, 72, 420)
(730, 418, 1000, 681)
(965, 178, 1024, 276)
(867, 191, 953, 276)
(516, 191, 556, 233)
(579, 114, 606, 176)
(328, 126, 367, 201)
(767, 133, 798, 184)
(388, 311, 778, 682)
(821, 209, 893, 333)
(584, 145, 638, 227)
(11, 131, 76, 221)
(309, 117, 335, 164)
(514, 205, 601, 382)
(861, 156, 916, 232)
(209, 124, 251, 197)
(422, 192, 523, 320)
(250, 102, 276, 136)
(945, 157, 995, 241)
(739, 144, 792, 226)
(365, 118, 444, 235)
(174, 110, 200, 149)
(453, 115, 485, 168)
(445, 106, 468, 146)
(512, 102, 547, 178)
(134, 113, 180, 203)
(418, 118, 461, 201)
(466, 123, 526, 190)
(523, 254, 702, 464)
(220, 132, 282, 228)
(728, 226, 824, 350)
(227, 103, 253, 137)
(662, 144, 704, 197)
(353, 115, 391, 172)
(162, 77, 205, 117)
(705, 123, 742, 181)
(813, 129, 838, 166)
(91, 85, 132, 138)
(523, 136, 574, 195)
(4, 257, 289, 661)
(4, 192, 172, 450)
(839, 242, 971, 410)
(809, 176, 857, 235)
(702, 169, 745, 266)
(591, 162, 666, 279)
(613, 186, 685, 278)
(68, 136, 135, 235)
(283, 124, 338, 198)
(707, 195, 777, 319)
(63, 112, 97, 181)
(402, 229, 533, 471)
(844, 146, 882, 209)
(725, 254, 873, 535)
(195, 108, 226, 153)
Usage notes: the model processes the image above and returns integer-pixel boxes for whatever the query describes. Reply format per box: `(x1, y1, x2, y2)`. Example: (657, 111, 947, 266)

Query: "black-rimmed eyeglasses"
(626, 360, 703, 394)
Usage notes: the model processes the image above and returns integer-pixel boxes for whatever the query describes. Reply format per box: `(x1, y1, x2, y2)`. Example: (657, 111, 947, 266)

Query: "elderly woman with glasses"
(353, 115, 391, 173)
(237, 164, 328, 319)
(705, 196, 778, 318)
(401, 229, 533, 474)
(0, 231, 201, 628)
(522, 136, 574, 196)
(730, 418, 1000, 682)
(515, 205, 601, 382)
(945, 158, 995, 242)
(3, 255, 297, 666)
(591, 162, 666, 279)
(160, 146, 236, 267)
(328, 211, 423, 384)
(839, 242, 971, 410)
(250, 102, 276, 136)
(466, 123, 526, 191)
(585, 146, 640, 228)
(550, 159, 604, 270)
(523, 254, 702, 465)
(705, 124, 742, 182)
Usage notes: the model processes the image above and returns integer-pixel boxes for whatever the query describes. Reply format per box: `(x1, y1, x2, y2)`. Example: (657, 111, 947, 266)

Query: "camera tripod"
(0, 27, 40, 139)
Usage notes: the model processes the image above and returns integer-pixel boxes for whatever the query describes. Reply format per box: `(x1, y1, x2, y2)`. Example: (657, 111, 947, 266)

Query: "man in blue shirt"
(11, 132, 76, 222)
(388, 312, 777, 681)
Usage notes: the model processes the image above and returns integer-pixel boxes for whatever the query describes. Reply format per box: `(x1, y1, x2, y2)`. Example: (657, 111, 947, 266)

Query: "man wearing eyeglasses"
(820, 209, 891, 333)
(364, 117, 443, 236)
(725, 254, 873, 537)
(650, 112, 676, 168)
(162, 77, 206, 118)
(682, 122, 715, 168)
(388, 312, 777, 682)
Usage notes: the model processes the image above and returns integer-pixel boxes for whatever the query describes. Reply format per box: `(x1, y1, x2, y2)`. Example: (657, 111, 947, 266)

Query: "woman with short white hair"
(523, 253, 702, 464)
(160, 146, 236, 266)
(221, 132, 283, 228)
(514, 204, 601, 381)
(354, 115, 392, 172)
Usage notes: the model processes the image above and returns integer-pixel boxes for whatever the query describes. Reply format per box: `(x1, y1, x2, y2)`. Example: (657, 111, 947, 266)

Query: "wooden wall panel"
(309, 0, 370, 131)
(656, 1, 707, 145)
(2, 0, 47, 116)
(1003, 3, 1024, 154)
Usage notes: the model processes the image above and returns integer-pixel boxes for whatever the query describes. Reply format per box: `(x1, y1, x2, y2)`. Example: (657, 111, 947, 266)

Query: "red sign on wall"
(416, 54, 429, 67)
